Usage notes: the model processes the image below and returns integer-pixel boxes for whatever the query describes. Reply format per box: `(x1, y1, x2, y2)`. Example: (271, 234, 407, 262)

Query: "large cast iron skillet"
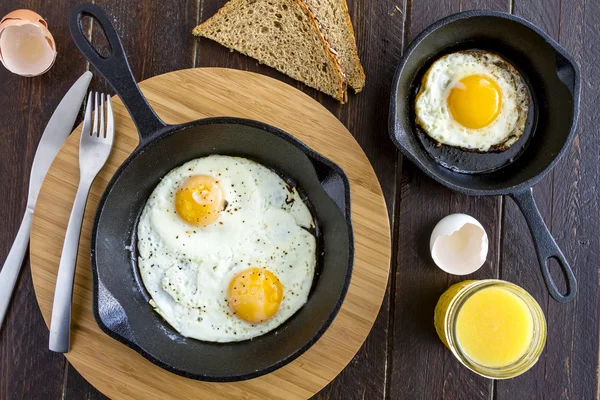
(69, 3, 353, 381)
(389, 11, 580, 302)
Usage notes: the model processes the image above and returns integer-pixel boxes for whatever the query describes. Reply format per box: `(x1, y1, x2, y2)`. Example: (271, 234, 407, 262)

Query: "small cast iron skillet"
(69, 3, 354, 381)
(389, 11, 580, 302)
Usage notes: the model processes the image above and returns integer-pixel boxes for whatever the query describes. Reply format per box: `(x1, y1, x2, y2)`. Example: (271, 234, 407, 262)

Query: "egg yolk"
(227, 267, 283, 324)
(174, 175, 225, 226)
(447, 74, 502, 129)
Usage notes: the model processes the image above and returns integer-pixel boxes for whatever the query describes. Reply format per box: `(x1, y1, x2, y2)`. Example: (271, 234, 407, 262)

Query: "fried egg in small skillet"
(137, 155, 317, 342)
(415, 51, 529, 152)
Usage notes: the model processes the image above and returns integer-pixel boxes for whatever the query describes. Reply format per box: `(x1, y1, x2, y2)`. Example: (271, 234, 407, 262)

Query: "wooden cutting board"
(29, 68, 390, 400)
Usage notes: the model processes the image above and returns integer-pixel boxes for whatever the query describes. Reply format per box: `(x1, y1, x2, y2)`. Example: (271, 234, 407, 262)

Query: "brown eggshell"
(0, 9, 56, 77)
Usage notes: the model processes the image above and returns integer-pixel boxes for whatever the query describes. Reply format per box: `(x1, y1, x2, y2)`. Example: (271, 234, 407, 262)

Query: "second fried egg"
(415, 51, 529, 152)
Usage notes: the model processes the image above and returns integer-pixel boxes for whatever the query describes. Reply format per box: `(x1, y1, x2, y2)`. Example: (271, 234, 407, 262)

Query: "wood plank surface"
(1, 0, 599, 399)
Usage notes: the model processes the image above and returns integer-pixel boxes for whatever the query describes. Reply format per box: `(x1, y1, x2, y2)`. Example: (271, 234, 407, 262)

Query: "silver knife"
(0, 71, 93, 329)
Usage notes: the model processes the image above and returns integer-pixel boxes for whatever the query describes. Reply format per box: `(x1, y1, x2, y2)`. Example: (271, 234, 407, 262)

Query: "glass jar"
(434, 279, 546, 379)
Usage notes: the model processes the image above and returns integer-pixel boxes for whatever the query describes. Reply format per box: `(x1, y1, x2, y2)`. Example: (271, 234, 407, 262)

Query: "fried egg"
(137, 155, 316, 342)
(415, 51, 529, 152)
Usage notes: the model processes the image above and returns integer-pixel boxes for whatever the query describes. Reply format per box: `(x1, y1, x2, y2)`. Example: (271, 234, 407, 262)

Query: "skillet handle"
(510, 188, 577, 303)
(69, 3, 166, 140)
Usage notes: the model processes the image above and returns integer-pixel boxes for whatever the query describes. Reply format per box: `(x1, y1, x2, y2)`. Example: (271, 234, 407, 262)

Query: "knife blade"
(0, 71, 92, 329)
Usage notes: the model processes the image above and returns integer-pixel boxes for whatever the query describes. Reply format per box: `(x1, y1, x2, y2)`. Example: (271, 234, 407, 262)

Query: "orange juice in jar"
(434, 280, 546, 379)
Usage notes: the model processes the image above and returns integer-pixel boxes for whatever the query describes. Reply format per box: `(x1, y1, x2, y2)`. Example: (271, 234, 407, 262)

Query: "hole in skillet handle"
(79, 15, 112, 58)
(510, 188, 577, 303)
(546, 256, 569, 295)
(69, 2, 166, 141)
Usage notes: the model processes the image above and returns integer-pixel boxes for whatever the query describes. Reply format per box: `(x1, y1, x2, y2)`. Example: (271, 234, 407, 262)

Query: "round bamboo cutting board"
(30, 68, 390, 400)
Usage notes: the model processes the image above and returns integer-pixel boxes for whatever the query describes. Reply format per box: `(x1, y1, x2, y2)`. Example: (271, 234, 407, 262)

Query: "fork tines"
(83, 91, 114, 141)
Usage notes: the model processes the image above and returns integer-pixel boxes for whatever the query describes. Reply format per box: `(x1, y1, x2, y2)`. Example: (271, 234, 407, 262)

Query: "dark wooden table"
(1, 0, 598, 399)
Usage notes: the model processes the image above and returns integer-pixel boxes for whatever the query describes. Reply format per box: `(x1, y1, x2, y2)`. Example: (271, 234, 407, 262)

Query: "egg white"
(415, 51, 529, 152)
(137, 155, 316, 342)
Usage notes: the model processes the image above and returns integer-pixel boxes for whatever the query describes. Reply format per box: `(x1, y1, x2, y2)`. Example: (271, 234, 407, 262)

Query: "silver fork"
(49, 92, 114, 353)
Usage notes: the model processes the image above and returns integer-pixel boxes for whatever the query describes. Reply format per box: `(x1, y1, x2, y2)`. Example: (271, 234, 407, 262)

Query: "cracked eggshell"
(0, 9, 57, 77)
(430, 213, 488, 275)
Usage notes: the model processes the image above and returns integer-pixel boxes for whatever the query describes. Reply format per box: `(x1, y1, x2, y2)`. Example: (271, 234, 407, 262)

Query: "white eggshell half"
(0, 17, 56, 77)
(429, 213, 489, 275)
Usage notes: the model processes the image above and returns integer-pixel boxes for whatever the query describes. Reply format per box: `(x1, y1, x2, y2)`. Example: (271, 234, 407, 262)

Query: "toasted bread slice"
(302, 0, 365, 92)
(193, 0, 347, 102)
